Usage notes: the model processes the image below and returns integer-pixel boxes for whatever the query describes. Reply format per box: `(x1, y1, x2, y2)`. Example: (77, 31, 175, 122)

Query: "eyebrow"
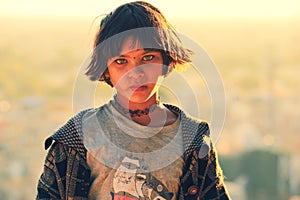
(117, 49, 159, 58)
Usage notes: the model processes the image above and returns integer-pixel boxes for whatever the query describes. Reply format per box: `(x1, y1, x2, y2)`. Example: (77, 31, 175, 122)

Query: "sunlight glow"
(0, 0, 299, 19)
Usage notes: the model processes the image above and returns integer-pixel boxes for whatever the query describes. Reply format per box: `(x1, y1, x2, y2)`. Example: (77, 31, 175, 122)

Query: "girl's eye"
(142, 55, 154, 61)
(114, 58, 127, 65)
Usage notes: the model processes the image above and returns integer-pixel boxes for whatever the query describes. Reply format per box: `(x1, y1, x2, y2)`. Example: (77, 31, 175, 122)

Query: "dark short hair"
(85, 1, 192, 86)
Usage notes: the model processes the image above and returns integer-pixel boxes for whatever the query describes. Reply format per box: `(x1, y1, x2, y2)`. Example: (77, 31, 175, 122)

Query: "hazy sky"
(1, 0, 299, 19)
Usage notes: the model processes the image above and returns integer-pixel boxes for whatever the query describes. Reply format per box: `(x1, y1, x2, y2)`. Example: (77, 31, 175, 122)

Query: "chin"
(117, 87, 156, 104)
(128, 92, 157, 104)
(127, 95, 151, 104)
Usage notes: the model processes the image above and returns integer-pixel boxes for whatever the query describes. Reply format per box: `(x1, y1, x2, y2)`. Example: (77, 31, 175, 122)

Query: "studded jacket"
(36, 104, 231, 200)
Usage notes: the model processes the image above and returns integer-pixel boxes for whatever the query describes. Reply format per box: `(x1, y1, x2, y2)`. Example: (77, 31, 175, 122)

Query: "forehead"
(119, 37, 143, 55)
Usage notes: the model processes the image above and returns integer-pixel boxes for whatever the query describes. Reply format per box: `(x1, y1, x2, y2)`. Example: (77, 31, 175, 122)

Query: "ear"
(100, 70, 113, 87)
(104, 70, 110, 78)
(162, 65, 173, 77)
(99, 70, 108, 81)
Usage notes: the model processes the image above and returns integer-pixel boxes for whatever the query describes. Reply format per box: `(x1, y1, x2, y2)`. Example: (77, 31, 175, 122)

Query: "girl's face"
(107, 37, 164, 104)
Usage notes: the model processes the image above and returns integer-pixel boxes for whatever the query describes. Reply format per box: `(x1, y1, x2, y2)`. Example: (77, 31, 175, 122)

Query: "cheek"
(108, 68, 128, 87)
(146, 65, 163, 78)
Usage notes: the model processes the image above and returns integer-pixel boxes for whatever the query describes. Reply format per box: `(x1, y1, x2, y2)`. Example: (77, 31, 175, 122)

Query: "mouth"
(129, 84, 148, 92)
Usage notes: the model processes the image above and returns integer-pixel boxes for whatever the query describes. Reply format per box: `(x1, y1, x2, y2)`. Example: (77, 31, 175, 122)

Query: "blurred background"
(0, 0, 299, 199)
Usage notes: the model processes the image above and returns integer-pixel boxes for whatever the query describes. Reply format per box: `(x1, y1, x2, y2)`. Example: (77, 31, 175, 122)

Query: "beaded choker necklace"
(112, 96, 159, 117)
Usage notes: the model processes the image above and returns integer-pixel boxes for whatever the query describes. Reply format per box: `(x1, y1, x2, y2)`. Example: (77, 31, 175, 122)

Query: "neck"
(112, 94, 178, 126)
(115, 93, 159, 111)
(111, 94, 158, 122)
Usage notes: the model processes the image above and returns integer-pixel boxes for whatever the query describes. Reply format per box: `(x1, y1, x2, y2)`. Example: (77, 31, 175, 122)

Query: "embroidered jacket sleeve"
(36, 142, 91, 199)
(197, 138, 230, 199)
(175, 108, 231, 200)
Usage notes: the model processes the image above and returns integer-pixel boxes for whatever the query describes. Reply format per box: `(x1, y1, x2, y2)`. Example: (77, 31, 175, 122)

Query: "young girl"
(36, 1, 230, 199)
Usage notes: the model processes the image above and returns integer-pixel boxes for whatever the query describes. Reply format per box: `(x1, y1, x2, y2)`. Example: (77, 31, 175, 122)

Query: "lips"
(129, 84, 147, 91)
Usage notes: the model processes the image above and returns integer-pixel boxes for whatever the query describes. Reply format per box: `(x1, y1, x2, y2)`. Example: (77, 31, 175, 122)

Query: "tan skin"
(106, 37, 177, 126)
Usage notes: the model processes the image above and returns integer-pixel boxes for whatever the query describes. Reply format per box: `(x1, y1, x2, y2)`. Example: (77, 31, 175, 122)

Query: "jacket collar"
(45, 104, 210, 159)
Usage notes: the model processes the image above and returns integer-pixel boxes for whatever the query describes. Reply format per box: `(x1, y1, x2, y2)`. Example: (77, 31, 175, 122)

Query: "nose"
(127, 61, 145, 80)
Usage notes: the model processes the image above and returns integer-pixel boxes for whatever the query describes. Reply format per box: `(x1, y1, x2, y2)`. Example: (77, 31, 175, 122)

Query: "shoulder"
(44, 106, 105, 157)
(164, 104, 211, 156)
(164, 103, 210, 134)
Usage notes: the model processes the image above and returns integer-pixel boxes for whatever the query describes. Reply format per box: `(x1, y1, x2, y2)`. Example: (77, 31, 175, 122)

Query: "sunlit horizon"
(1, 0, 300, 19)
